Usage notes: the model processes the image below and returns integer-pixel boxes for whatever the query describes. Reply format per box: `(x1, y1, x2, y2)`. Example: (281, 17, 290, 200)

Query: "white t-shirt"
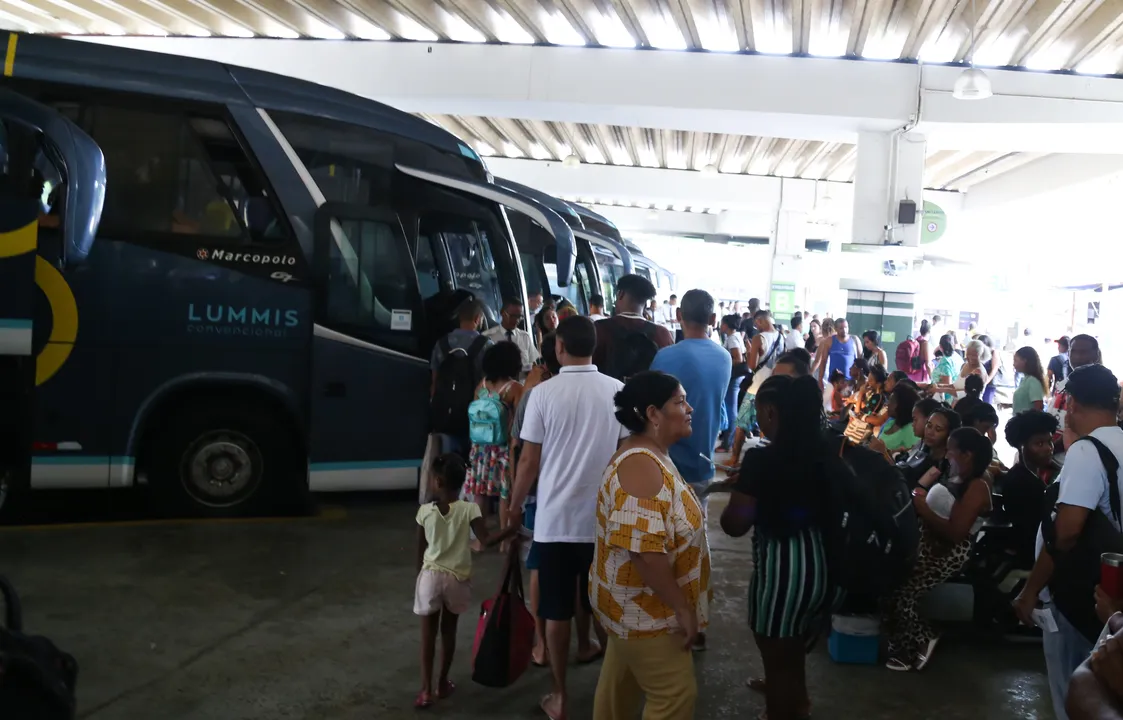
(589, 313, 608, 322)
(1033, 424, 1123, 601)
(520, 365, 628, 543)
(483, 325, 540, 373)
(724, 331, 745, 354)
(784, 329, 802, 351)
(660, 303, 680, 331)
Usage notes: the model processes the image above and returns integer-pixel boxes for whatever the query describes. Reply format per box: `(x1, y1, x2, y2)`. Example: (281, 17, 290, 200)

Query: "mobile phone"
(699, 453, 737, 473)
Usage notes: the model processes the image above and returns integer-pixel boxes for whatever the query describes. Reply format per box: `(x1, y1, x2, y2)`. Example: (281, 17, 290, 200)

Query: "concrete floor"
(0, 494, 1054, 720)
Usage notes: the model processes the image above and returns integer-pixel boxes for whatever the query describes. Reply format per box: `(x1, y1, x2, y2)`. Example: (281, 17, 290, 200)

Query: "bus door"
(508, 212, 552, 313)
(404, 181, 518, 346)
(591, 246, 622, 312)
(309, 202, 431, 490)
(395, 164, 575, 346)
(508, 211, 584, 314)
(0, 89, 105, 506)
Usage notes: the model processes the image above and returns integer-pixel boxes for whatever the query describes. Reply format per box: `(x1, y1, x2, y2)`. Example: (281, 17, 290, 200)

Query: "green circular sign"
(922, 200, 947, 244)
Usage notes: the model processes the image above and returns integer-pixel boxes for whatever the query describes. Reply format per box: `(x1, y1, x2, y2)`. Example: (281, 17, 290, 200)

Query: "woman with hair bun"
(590, 371, 710, 719)
(720, 374, 837, 720)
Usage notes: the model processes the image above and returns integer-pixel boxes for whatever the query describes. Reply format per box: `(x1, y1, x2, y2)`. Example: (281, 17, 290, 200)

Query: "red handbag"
(471, 545, 535, 687)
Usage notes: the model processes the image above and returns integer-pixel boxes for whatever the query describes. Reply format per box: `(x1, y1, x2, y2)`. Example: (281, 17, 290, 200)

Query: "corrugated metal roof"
(420, 114, 1040, 190)
(9, 0, 1123, 74)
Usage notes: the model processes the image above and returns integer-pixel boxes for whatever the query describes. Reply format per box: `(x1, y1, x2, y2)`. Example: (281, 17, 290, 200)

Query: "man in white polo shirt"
(509, 315, 626, 720)
(1014, 363, 1123, 720)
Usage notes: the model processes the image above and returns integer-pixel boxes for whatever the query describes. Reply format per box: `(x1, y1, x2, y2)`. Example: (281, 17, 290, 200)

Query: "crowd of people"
(411, 277, 1123, 720)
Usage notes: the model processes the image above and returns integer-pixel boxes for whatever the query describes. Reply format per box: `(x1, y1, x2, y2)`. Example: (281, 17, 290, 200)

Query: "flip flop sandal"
(414, 691, 434, 709)
(437, 680, 456, 699)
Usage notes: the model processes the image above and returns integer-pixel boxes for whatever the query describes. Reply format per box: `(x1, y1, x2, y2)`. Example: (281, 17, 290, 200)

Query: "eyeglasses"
(503, 310, 523, 320)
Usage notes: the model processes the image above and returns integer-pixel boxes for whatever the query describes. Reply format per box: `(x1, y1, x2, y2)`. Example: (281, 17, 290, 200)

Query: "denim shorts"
(523, 502, 540, 570)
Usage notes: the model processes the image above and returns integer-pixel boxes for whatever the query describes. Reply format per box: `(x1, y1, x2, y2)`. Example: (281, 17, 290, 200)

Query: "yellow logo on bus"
(0, 219, 78, 386)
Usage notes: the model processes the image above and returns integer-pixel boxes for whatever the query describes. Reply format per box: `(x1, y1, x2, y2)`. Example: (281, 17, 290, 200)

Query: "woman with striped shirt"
(721, 374, 836, 720)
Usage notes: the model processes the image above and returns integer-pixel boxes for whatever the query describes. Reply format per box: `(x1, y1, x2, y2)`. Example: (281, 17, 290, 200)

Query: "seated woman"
(591, 371, 710, 720)
(952, 374, 985, 418)
(884, 427, 995, 671)
(721, 375, 837, 720)
(886, 370, 911, 394)
(868, 384, 922, 462)
(894, 396, 945, 466)
(998, 411, 1061, 567)
(898, 407, 961, 489)
(858, 364, 890, 426)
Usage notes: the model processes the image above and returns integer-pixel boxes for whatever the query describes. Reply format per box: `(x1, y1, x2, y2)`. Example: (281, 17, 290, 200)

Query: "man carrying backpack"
(430, 299, 493, 456)
(592, 274, 673, 382)
(1014, 364, 1123, 720)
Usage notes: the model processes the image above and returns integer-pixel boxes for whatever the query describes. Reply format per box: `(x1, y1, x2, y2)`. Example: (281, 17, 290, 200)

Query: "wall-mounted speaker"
(897, 200, 917, 225)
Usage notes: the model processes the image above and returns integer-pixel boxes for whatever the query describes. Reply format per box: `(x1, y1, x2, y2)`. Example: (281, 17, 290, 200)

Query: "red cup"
(1102, 553, 1123, 599)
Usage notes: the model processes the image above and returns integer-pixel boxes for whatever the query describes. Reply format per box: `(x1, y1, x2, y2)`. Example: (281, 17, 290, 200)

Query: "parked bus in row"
(0, 33, 575, 517)
(495, 177, 633, 316)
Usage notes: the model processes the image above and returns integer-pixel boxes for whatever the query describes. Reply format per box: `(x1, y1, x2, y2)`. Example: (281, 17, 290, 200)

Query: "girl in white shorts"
(415, 453, 515, 709)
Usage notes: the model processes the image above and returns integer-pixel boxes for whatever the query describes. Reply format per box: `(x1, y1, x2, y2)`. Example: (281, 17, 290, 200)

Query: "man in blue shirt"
(650, 289, 731, 497)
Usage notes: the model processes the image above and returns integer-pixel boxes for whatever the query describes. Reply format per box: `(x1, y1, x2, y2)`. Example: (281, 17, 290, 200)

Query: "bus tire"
(147, 401, 307, 517)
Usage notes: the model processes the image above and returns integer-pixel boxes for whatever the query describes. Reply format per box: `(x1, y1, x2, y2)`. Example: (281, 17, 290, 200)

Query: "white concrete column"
(850, 131, 926, 247)
(770, 210, 809, 324)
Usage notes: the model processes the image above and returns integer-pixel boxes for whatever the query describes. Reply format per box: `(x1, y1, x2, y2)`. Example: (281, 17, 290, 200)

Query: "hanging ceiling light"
(953, 67, 992, 100)
(954, 0, 992, 100)
(563, 154, 581, 167)
(700, 163, 718, 176)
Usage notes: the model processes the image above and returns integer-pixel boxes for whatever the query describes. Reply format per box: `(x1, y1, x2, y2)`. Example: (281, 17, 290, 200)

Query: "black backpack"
(1042, 435, 1123, 642)
(0, 576, 78, 719)
(604, 322, 661, 382)
(824, 437, 920, 597)
(430, 335, 489, 436)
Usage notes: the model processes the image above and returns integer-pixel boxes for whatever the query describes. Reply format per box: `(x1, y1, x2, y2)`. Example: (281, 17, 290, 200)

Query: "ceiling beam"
(79, 36, 1123, 153)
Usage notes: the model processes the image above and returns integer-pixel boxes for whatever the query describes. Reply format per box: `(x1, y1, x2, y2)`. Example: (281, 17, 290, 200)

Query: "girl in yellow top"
(590, 371, 711, 720)
(414, 454, 515, 709)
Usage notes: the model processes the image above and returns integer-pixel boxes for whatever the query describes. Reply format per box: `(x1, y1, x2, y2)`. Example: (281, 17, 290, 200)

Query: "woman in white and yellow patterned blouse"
(590, 370, 711, 720)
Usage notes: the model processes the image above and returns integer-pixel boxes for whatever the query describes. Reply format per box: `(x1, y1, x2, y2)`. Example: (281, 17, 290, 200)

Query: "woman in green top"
(869, 384, 922, 460)
(1012, 346, 1047, 414)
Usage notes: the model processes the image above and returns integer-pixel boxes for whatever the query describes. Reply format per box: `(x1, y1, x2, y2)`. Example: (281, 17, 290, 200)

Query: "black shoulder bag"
(1042, 435, 1123, 642)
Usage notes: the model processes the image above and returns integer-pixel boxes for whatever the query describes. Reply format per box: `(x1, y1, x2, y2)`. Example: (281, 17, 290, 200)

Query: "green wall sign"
(770, 282, 796, 324)
(922, 200, 947, 244)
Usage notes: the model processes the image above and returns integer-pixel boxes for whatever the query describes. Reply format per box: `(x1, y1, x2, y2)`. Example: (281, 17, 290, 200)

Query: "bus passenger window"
(77, 105, 285, 245)
(323, 217, 422, 357)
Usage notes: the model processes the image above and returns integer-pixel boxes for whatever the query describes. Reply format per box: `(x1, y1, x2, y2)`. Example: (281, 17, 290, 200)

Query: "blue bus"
(0, 33, 573, 516)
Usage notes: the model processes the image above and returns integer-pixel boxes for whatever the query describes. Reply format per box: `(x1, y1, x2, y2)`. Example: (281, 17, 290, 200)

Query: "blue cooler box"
(828, 614, 880, 665)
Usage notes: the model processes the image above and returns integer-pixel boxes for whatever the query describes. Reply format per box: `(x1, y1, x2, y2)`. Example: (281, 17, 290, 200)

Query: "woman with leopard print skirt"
(883, 426, 995, 672)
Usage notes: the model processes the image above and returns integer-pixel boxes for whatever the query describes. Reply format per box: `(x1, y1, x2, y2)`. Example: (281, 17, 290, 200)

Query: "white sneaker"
(885, 657, 911, 672)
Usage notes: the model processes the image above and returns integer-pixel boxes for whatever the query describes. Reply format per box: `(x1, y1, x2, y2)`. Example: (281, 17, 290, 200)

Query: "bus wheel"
(149, 403, 304, 517)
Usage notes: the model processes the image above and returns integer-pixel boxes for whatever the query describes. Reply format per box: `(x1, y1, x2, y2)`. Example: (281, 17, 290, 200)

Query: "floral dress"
(464, 383, 514, 499)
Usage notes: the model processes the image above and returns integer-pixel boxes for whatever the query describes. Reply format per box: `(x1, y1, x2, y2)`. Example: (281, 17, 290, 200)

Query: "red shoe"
(437, 679, 456, 699)
(414, 691, 434, 709)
